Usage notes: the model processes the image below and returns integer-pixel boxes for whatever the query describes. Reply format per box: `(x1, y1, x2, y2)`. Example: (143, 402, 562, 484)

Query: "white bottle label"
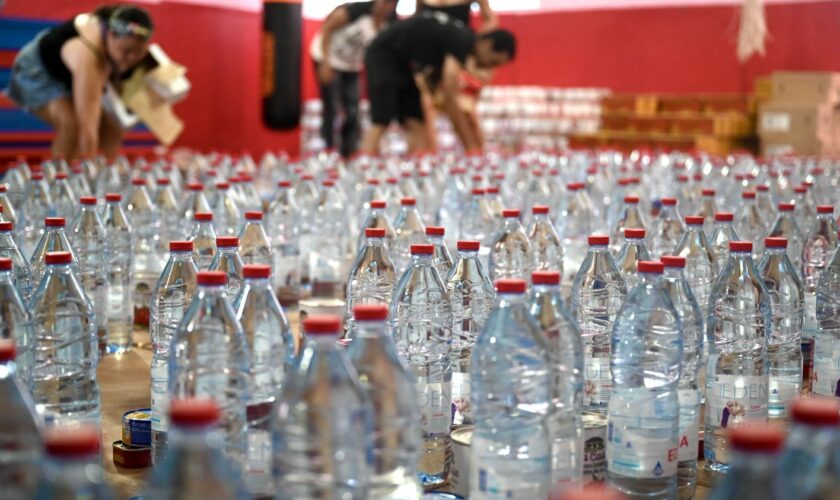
(472, 466, 550, 499)
(451, 371, 472, 423)
(151, 365, 168, 432)
(677, 389, 700, 462)
(813, 342, 840, 398)
(247, 430, 271, 479)
(606, 422, 678, 479)
(418, 380, 452, 436)
(706, 374, 769, 428)
(768, 376, 800, 416)
(583, 357, 611, 406)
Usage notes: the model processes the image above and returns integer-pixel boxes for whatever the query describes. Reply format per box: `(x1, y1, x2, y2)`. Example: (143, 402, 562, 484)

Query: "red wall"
(5, 1, 840, 156)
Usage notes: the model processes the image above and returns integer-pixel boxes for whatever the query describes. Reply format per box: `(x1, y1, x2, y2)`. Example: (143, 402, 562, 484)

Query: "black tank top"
(38, 16, 104, 89)
(417, 2, 472, 28)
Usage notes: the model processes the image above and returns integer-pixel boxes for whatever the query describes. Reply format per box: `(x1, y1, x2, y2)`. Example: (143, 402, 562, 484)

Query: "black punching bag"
(262, 0, 302, 129)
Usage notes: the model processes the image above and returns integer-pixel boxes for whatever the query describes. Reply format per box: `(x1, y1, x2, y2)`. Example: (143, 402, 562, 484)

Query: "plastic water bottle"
(347, 304, 423, 497)
(425, 226, 453, 278)
(0, 221, 33, 303)
(153, 178, 180, 253)
(650, 197, 685, 258)
(95, 162, 124, 199)
(34, 426, 114, 499)
(607, 260, 681, 498)
(776, 398, 840, 500)
(736, 191, 768, 257)
(390, 243, 452, 487)
(266, 180, 302, 310)
(803, 205, 838, 339)
(358, 200, 396, 251)
(709, 212, 739, 263)
(0, 258, 35, 385)
(150, 241, 198, 465)
(209, 236, 245, 302)
(30, 217, 78, 290)
(446, 240, 495, 427)
(143, 398, 250, 499)
(0, 184, 21, 238)
(31, 251, 100, 428)
(459, 188, 497, 246)
(558, 182, 595, 284)
(49, 172, 76, 221)
(392, 197, 427, 274)
(793, 186, 816, 234)
(611, 195, 647, 253)
(189, 212, 218, 270)
(767, 202, 804, 272)
(673, 215, 718, 315)
(169, 271, 250, 471)
(661, 255, 703, 498)
(211, 181, 241, 236)
(757, 237, 803, 419)
(21, 172, 52, 258)
(68, 165, 92, 198)
(101, 193, 133, 353)
(488, 208, 533, 281)
(272, 314, 370, 498)
(69, 197, 109, 353)
(233, 264, 294, 496)
(698, 188, 718, 237)
(126, 177, 162, 321)
(529, 270, 584, 490)
(815, 238, 840, 398)
(179, 182, 212, 234)
(470, 278, 552, 498)
(708, 424, 785, 500)
(345, 228, 397, 333)
(238, 211, 272, 267)
(528, 205, 564, 275)
(705, 241, 771, 473)
(571, 235, 627, 413)
(616, 227, 651, 291)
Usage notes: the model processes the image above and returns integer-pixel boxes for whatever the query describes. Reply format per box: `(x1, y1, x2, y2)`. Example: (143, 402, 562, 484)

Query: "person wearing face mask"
(5, 4, 154, 160)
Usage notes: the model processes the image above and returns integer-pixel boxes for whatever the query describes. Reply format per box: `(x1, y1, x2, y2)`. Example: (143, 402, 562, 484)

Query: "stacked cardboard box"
(758, 72, 840, 156)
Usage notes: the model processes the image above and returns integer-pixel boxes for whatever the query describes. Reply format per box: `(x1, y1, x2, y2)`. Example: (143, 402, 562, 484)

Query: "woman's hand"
(318, 63, 334, 84)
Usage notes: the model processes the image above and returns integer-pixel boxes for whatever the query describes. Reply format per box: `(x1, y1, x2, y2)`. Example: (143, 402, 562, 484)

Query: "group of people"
(313, 0, 516, 156)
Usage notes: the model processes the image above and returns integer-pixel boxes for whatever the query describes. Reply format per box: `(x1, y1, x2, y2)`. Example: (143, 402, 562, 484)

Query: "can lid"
(370, 200, 387, 209)
(244, 211, 263, 221)
(624, 195, 640, 204)
(660, 197, 677, 206)
(624, 228, 645, 239)
(502, 209, 521, 218)
(457, 240, 480, 251)
(532, 205, 550, 215)
(353, 304, 389, 321)
(730, 241, 753, 252)
(216, 236, 239, 247)
(702, 188, 716, 196)
(170, 398, 220, 427)
(410, 244, 434, 256)
(302, 314, 343, 335)
(0, 257, 11, 271)
(728, 424, 785, 453)
(425, 226, 445, 237)
(197, 271, 227, 286)
(790, 398, 840, 426)
(638, 260, 664, 273)
(715, 212, 734, 222)
(156, 177, 171, 186)
(742, 191, 756, 199)
(46, 251, 73, 265)
(471, 188, 485, 196)
(45, 217, 65, 227)
(778, 202, 795, 212)
(0, 339, 15, 362)
(215, 181, 230, 190)
(0, 222, 11, 231)
(756, 184, 769, 192)
(495, 278, 527, 294)
(764, 237, 787, 249)
(817, 205, 834, 214)
(661, 255, 686, 268)
(685, 215, 704, 225)
(194, 212, 213, 222)
(531, 270, 560, 285)
(277, 180, 292, 188)
(131, 178, 146, 186)
(45, 426, 101, 457)
(105, 193, 122, 202)
(169, 241, 193, 252)
(243, 264, 271, 279)
(187, 182, 204, 191)
(588, 234, 609, 246)
(80, 196, 97, 206)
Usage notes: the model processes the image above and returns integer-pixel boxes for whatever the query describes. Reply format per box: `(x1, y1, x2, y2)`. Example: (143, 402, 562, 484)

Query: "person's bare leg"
(362, 124, 387, 155)
(34, 98, 78, 159)
(98, 111, 125, 159)
(404, 119, 430, 154)
(419, 91, 438, 153)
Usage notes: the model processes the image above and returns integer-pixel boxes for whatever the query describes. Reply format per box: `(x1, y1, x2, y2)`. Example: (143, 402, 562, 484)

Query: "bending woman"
(5, 5, 154, 160)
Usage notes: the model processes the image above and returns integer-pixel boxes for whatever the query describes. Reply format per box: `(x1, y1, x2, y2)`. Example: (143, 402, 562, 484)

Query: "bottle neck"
(409, 254, 434, 268)
(365, 237, 386, 248)
(663, 268, 684, 280)
(243, 277, 271, 289)
(639, 272, 661, 286)
(498, 292, 527, 307)
(354, 320, 389, 339)
(726, 451, 779, 484)
(531, 283, 559, 295)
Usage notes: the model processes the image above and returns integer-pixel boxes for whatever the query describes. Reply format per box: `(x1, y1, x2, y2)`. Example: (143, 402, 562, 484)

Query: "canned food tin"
(582, 411, 607, 484)
(113, 440, 151, 469)
(449, 426, 472, 498)
(122, 408, 152, 448)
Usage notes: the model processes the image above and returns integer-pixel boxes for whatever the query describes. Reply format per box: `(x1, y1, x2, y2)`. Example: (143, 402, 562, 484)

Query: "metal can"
(122, 408, 152, 448)
(582, 411, 607, 484)
(112, 440, 151, 469)
(449, 425, 472, 498)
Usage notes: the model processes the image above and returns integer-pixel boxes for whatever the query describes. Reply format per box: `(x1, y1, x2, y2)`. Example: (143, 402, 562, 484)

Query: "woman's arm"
(318, 5, 351, 83)
(62, 39, 107, 157)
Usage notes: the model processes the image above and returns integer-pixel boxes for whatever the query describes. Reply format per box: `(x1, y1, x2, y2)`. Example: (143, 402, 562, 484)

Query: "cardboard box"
(761, 136, 835, 156)
(772, 71, 840, 105)
(757, 101, 836, 144)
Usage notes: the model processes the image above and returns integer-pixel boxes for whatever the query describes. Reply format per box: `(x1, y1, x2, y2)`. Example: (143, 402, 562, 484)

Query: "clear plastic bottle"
(571, 235, 627, 413)
(529, 270, 584, 490)
(272, 315, 370, 498)
(101, 193, 134, 353)
(0, 259, 35, 385)
(673, 215, 718, 316)
(446, 240, 495, 427)
(49, 172, 76, 221)
(95, 162, 124, 199)
(558, 182, 596, 284)
(757, 237, 803, 419)
(347, 304, 423, 498)
(169, 271, 250, 471)
(709, 212, 740, 263)
(607, 261, 681, 498)
(528, 205, 564, 276)
(0, 184, 20, 239)
(488, 208, 533, 281)
(803, 205, 839, 339)
(267, 180, 301, 310)
(459, 188, 497, 246)
(31, 251, 100, 428)
(179, 182, 212, 234)
(69, 197, 109, 351)
(30, 216, 78, 290)
(150, 241, 198, 465)
(708, 424, 784, 500)
(211, 181, 241, 236)
(815, 237, 840, 398)
(345, 228, 397, 334)
(68, 165, 92, 198)
(143, 398, 250, 500)
(0, 339, 41, 498)
(234, 264, 294, 496)
(650, 197, 685, 258)
(698, 188, 718, 237)
(34, 426, 114, 499)
(209, 236, 245, 302)
(661, 255, 703, 499)
(0, 221, 33, 303)
(793, 185, 816, 234)
(736, 191, 768, 257)
(767, 202, 805, 273)
(426, 226, 453, 278)
(392, 197, 427, 274)
(358, 200, 396, 251)
(21, 172, 52, 258)
(615, 227, 651, 292)
(126, 177, 162, 322)
(470, 278, 552, 498)
(390, 243, 452, 487)
(238, 211, 272, 267)
(611, 195, 647, 253)
(189, 212, 218, 270)
(153, 177, 181, 254)
(756, 185, 776, 225)
(705, 241, 771, 473)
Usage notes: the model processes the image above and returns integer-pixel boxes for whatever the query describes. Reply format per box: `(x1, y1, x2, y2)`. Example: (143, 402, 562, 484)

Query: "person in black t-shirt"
(360, 13, 515, 155)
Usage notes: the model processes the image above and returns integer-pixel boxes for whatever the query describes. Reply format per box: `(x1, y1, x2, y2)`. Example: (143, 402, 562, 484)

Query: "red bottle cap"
(170, 398, 220, 427)
(194, 212, 213, 222)
(685, 216, 704, 225)
(80, 196, 97, 206)
(300, 174, 314, 181)
(54, 172, 68, 180)
(624, 228, 646, 239)
(370, 200, 387, 209)
(187, 182, 204, 191)
(495, 278, 527, 294)
(366, 178, 380, 185)
(790, 398, 840, 426)
(353, 304, 389, 322)
(794, 186, 808, 194)
(216, 182, 230, 190)
(131, 178, 146, 186)
(386, 177, 399, 185)
(778, 203, 795, 212)
(197, 271, 227, 286)
(471, 188, 486, 196)
(714, 212, 734, 222)
(742, 191, 756, 200)
(702, 188, 715, 197)
(105, 193, 122, 202)
(487, 186, 500, 195)
(729, 241, 753, 252)
(365, 228, 386, 238)
(216, 236, 239, 248)
(817, 205, 834, 214)
(457, 241, 480, 252)
(169, 241, 193, 252)
(728, 424, 785, 453)
(0, 339, 16, 362)
(588, 234, 609, 246)
(764, 237, 787, 249)
(156, 178, 171, 186)
(638, 260, 664, 273)
(624, 195, 640, 204)
(243, 264, 271, 279)
(410, 244, 434, 256)
(661, 256, 686, 268)
(44, 217, 65, 227)
(245, 211, 263, 221)
(567, 182, 585, 191)
(502, 209, 521, 218)
(532, 205, 550, 215)
(531, 270, 560, 285)
(31, 172, 44, 181)
(660, 197, 677, 206)
(756, 185, 769, 192)
(302, 314, 343, 335)
(0, 222, 11, 232)
(400, 197, 417, 206)
(425, 226, 445, 237)
(0, 257, 11, 271)
(277, 180, 292, 188)
(45, 427, 101, 458)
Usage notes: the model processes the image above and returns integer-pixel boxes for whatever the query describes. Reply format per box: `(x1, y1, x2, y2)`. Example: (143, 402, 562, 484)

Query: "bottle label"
(418, 380, 452, 436)
(606, 421, 678, 479)
(768, 375, 800, 416)
(583, 357, 611, 406)
(151, 364, 168, 432)
(451, 371, 472, 424)
(813, 342, 840, 398)
(706, 374, 769, 428)
(677, 389, 700, 462)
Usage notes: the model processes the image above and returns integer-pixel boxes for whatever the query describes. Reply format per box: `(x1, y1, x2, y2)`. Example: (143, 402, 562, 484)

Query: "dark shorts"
(4, 29, 71, 113)
(364, 47, 423, 126)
